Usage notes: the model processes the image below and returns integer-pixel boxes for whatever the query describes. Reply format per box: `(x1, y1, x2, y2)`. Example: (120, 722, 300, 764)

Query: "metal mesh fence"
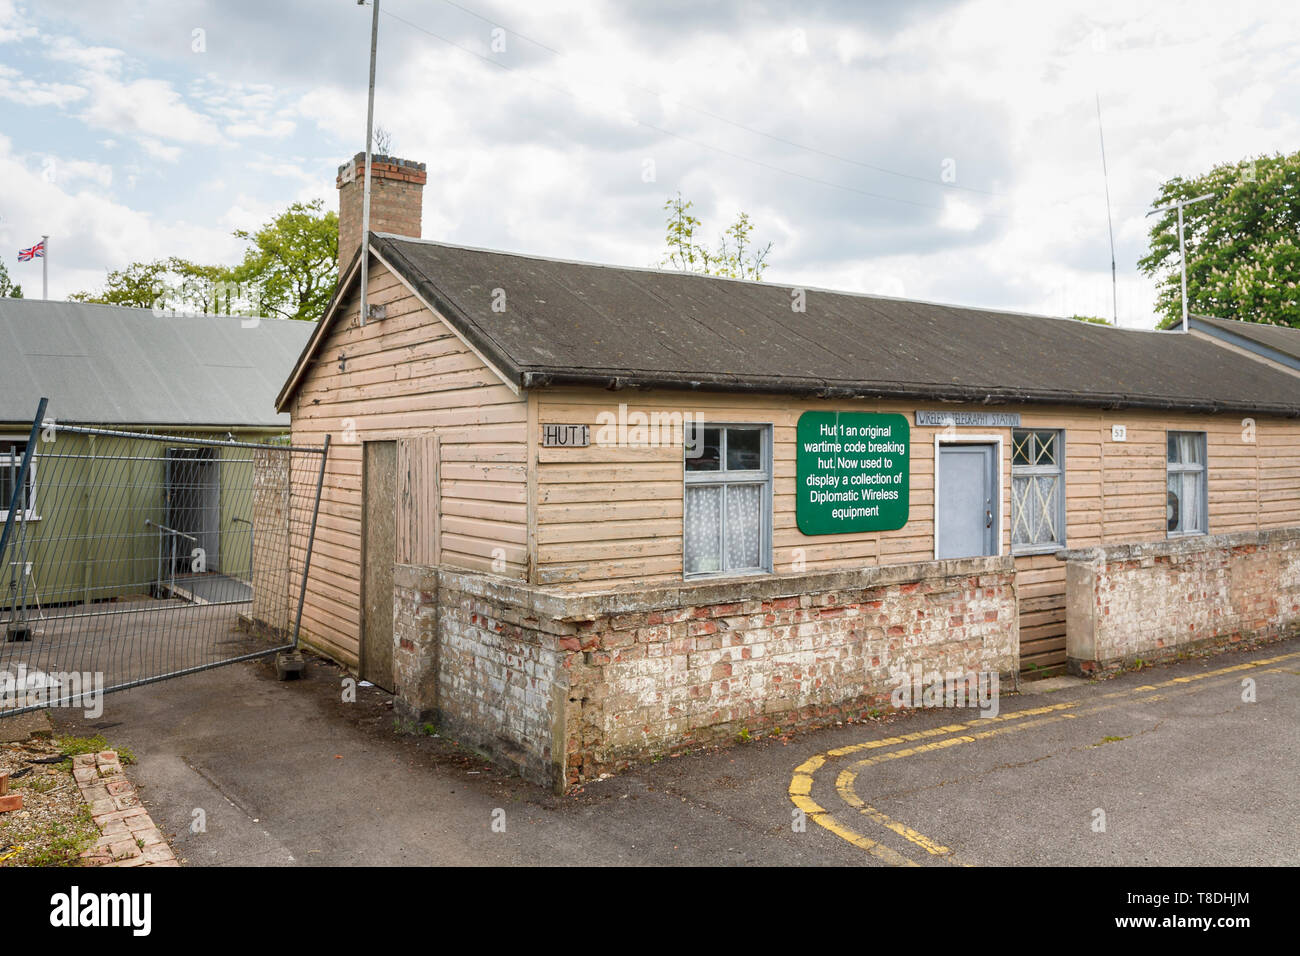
(0, 412, 327, 716)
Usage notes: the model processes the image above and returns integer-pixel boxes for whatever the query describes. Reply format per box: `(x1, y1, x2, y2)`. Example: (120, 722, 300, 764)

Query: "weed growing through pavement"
(57, 735, 135, 770)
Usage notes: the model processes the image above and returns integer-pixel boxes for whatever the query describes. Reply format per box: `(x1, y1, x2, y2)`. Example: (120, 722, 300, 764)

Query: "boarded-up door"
(396, 434, 440, 566)
(362, 441, 396, 690)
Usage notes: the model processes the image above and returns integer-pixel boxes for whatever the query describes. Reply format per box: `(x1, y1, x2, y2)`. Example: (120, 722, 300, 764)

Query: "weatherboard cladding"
(0, 299, 314, 427)
(336, 234, 1300, 417)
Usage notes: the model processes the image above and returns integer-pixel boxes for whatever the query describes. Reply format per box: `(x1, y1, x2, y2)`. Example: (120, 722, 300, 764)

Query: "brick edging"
(72, 751, 176, 867)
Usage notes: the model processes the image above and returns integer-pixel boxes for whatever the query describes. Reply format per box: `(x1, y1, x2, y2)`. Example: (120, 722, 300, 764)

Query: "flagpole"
(359, 0, 379, 327)
(41, 235, 48, 300)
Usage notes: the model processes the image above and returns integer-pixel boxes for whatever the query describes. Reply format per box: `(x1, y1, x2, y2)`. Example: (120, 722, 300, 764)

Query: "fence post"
(291, 434, 330, 648)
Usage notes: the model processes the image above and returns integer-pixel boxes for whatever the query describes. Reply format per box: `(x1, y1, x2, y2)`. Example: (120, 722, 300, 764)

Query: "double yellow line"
(789, 650, 1300, 866)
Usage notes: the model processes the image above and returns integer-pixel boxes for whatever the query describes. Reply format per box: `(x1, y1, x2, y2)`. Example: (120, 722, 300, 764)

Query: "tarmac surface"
(46, 637, 1300, 866)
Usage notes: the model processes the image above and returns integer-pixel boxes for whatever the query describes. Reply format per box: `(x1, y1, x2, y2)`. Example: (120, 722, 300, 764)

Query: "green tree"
(1070, 314, 1110, 325)
(233, 199, 338, 322)
(0, 259, 22, 298)
(69, 260, 171, 309)
(70, 200, 338, 321)
(1138, 151, 1300, 329)
(167, 257, 239, 315)
(661, 193, 772, 280)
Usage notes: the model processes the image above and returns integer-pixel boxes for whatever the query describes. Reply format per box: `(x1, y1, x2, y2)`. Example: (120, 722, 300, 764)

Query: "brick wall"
(1061, 528, 1300, 676)
(393, 557, 1019, 790)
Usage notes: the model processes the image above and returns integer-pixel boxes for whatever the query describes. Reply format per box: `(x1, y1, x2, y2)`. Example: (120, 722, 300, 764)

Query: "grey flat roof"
(331, 235, 1300, 417)
(0, 299, 315, 428)
(1191, 314, 1300, 368)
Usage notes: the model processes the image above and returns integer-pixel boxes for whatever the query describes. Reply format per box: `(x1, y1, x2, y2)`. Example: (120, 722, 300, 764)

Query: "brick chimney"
(336, 152, 427, 274)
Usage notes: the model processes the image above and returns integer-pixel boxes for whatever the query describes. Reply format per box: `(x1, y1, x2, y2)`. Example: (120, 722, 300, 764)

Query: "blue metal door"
(937, 443, 997, 559)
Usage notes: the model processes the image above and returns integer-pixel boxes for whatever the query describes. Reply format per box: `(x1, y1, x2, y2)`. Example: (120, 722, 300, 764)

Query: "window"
(0, 439, 37, 522)
(683, 424, 771, 577)
(1167, 431, 1207, 535)
(1011, 429, 1065, 551)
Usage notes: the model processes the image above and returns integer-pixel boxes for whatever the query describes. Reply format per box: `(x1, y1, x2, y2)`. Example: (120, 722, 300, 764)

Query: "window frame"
(1166, 430, 1208, 538)
(1010, 427, 1067, 555)
(0, 436, 39, 523)
(683, 422, 773, 580)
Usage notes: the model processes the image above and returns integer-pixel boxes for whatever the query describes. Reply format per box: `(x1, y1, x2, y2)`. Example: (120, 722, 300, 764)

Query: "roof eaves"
(516, 366, 1300, 418)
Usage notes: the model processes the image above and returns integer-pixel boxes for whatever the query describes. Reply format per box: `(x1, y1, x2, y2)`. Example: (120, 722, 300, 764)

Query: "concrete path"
(47, 639, 1300, 866)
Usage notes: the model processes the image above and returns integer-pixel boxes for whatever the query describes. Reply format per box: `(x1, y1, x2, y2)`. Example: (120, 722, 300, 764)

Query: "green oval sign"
(796, 412, 910, 535)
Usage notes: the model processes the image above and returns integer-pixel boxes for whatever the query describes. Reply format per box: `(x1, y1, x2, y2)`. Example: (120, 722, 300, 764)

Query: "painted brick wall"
(393, 557, 1019, 790)
(1061, 528, 1300, 675)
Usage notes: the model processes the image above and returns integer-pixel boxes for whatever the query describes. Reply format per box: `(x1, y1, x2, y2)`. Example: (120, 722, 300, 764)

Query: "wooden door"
(361, 441, 396, 690)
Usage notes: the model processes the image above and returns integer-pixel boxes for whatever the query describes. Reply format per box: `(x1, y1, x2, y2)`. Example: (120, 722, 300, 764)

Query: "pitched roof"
(1190, 314, 1300, 371)
(0, 298, 314, 428)
(280, 234, 1300, 418)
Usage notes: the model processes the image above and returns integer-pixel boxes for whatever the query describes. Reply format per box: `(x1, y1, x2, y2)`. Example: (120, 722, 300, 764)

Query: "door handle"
(985, 508, 993, 529)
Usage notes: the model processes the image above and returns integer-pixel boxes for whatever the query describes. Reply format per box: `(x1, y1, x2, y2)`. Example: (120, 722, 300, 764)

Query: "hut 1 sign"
(796, 412, 909, 535)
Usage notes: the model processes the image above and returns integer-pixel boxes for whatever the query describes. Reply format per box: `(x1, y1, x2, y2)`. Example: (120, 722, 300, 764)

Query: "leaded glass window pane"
(1011, 429, 1064, 549)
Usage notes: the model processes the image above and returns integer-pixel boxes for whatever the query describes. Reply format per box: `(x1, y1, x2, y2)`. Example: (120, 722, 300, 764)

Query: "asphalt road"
(48, 638, 1300, 867)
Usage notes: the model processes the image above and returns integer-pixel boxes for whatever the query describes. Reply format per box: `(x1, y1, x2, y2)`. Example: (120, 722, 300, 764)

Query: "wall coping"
(394, 554, 1015, 623)
(1056, 526, 1300, 565)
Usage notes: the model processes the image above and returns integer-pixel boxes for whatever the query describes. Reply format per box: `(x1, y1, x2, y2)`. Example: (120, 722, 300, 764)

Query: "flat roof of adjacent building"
(1, 298, 315, 428)
(1190, 314, 1300, 371)
(279, 235, 1300, 417)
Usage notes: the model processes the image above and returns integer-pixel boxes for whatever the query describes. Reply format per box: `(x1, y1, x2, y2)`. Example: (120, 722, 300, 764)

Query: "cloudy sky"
(1, 0, 1297, 326)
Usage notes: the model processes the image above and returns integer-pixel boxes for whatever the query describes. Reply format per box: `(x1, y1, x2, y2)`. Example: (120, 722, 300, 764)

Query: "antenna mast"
(1096, 94, 1117, 325)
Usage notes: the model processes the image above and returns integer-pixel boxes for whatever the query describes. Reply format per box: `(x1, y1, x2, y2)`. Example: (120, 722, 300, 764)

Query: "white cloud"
(138, 138, 181, 162)
(44, 35, 126, 74)
(5, 0, 1300, 329)
(224, 118, 295, 140)
(0, 135, 242, 299)
(0, 64, 86, 107)
(0, 0, 34, 43)
(939, 196, 982, 232)
(77, 74, 223, 145)
(44, 155, 112, 188)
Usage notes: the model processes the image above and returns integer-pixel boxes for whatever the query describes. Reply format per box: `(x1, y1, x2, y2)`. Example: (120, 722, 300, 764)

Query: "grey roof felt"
(356, 236, 1300, 417)
(281, 235, 1300, 416)
(0, 298, 314, 427)
(1191, 314, 1300, 369)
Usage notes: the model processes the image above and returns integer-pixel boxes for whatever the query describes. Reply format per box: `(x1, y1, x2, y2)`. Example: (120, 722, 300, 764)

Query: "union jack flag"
(17, 240, 44, 261)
